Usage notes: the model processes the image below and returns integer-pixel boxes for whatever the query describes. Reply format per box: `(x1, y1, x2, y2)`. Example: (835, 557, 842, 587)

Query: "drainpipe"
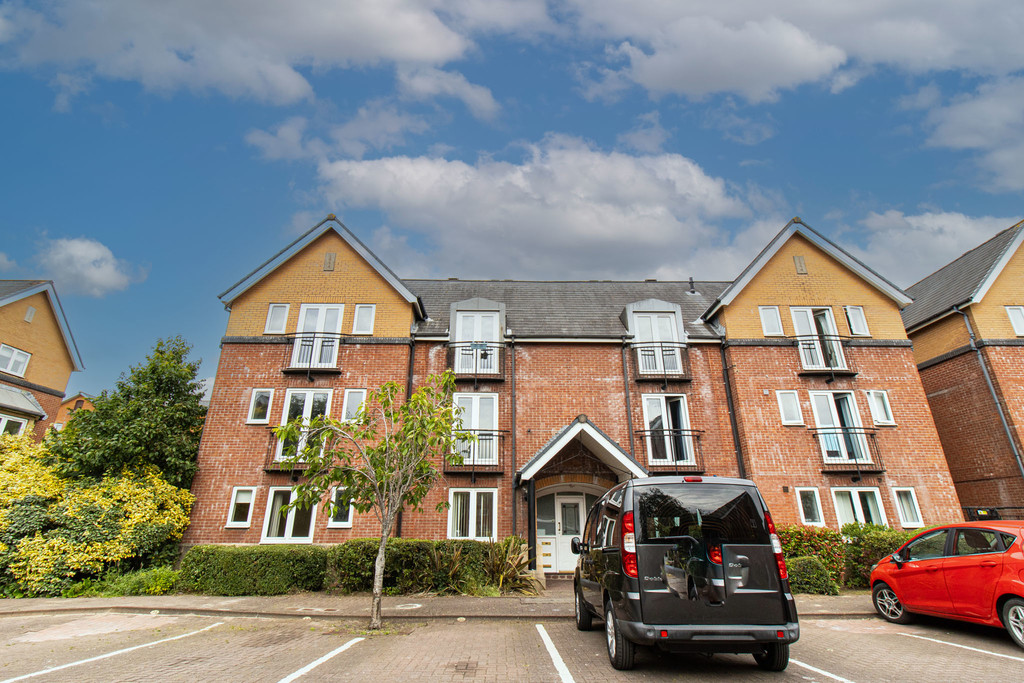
(719, 339, 747, 479)
(955, 307, 1024, 484)
(395, 332, 418, 539)
(510, 336, 517, 536)
(621, 336, 636, 458)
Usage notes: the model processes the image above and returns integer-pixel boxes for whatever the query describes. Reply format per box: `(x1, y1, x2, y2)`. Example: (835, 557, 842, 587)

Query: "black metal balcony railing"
(447, 342, 506, 387)
(445, 429, 509, 482)
(631, 342, 691, 386)
(634, 428, 705, 474)
(283, 332, 345, 380)
(810, 427, 885, 477)
(792, 335, 856, 376)
(263, 428, 309, 474)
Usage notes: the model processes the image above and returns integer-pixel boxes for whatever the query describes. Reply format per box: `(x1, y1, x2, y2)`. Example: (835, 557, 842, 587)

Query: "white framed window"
(261, 487, 316, 543)
(352, 305, 376, 335)
(0, 413, 28, 436)
(759, 306, 784, 336)
(641, 394, 694, 463)
(865, 390, 895, 425)
(0, 344, 31, 377)
(448, 488, 497, 541)
(844, 305, 870, 336)
(632, 312, 682, 374)
(790, 307, 846, 370)
(291, 304, 344, 368)
(277, 389, 331, 460)
(327, 487, 355, 528)
(796, 487, 824, 526)
(776, 390, 803, 425)
(246, 389, 273, 424)
(341, 389, 367, 422)
(809, 392, 870, 462)
(264, 304, 290, 334)
(454, 393, 499, 465)
(831, 487, 887, 527)
(892, 487, 923, 528)
(226, 486, 257, 528)
(1006, 306, 1024, 336)
(453, 311, 500, 374)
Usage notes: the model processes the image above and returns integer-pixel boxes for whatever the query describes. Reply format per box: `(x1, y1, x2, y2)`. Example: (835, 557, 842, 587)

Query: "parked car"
(870, 520, 1024, 650)
(571, 476, 799, 671)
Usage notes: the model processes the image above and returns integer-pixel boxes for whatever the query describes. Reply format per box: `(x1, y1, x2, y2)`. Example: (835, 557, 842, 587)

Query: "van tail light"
(764, 510, 788, 581)
(621, 511, 638, 578)
(709, 544, 722, 565)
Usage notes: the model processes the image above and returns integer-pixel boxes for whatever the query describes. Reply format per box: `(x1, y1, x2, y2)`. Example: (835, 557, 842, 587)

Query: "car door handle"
(980, 560, 998, 568)
(927, 566, 940, 572)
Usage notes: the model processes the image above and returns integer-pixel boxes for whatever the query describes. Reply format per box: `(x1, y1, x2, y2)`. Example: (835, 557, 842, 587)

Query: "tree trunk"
(369, 521, 392, 630)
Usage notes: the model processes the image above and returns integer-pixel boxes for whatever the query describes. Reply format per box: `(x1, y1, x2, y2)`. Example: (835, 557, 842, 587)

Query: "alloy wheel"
(875, 587, 903, 620)
(1009, 603, 1024, 643)
(606, 608, 616, 658)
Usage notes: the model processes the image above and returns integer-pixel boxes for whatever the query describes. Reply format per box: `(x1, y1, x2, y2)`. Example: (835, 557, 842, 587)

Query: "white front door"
(554, 495, 584, 572)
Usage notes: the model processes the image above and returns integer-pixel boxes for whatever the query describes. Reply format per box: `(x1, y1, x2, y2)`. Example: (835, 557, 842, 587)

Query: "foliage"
(842, 523, 918, 588)
(64, 567, 179, 597)
(277, 371, 468, 628)
(325, 538, 488, 594)
(787, 556, 840, 595)
(178, 545, 326, 595)
(0, 435, 193, 597)
(778, 525, 845, 585)
(483, 536, 537, 595)
(46, 336, 207, 488)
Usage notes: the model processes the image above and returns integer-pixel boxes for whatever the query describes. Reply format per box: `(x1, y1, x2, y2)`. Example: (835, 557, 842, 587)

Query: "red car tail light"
(709, 544, 723, 565)
(621, 511, 638, 578)
(764, 510, 788, 581)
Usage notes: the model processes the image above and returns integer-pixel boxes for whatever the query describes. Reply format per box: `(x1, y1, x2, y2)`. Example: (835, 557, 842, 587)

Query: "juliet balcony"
(282, 332, 345, 380)
(630, 341, 692, 386)
(792, 335, 858, 379)
(444, 429, 510, 482)
(810, 427, 885, 478)
(447, 342, 507, 387)
(633, 428, 706, 474)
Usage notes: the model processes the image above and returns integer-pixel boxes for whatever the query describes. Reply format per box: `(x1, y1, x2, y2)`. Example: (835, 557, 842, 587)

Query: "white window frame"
(892, 487, 924, 528)
(865, 390, 895, 426)
(776, 390, 803, 425)
(0, 413, 28, 436)
(291, 303, 344, 368)
(0, 344, 31, 377)
(276, 388, 332, 460)
(327, 487, 355, 529)
(453, 393, 499, 465)
(226, 486, 257, 528)
(795, 487, 825, 526)
(352, 304, 376, 335)
(631, 311, 683, 374)
(641, 394, 694, 464)
(759, 306, 784, 337)
(809, 391, 870, 463)
(790, 307, 846, 370)
(341, 389, 367, 422)
(831, 487, 888, 527)
(447, 488, 497, 541)
(1006, 306, 1024, 336)
(453, 311, 501, 374)
(844, 305, 871, 337)
(261, 487, 317, 543)
(264, 304, 290, 334)
(246, 389, 274, 425)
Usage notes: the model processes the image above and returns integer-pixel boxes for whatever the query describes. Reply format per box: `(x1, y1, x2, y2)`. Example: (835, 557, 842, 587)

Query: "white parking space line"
(897, 632, 1024, 662)
(791, 658, 858, 682)
(0, 621, 224, 683)
(276, 637, 365, 683)
(535, 624, 575, 683)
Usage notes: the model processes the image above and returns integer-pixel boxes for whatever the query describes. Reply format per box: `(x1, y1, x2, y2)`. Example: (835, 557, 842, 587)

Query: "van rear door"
(633, 482, 787, 626)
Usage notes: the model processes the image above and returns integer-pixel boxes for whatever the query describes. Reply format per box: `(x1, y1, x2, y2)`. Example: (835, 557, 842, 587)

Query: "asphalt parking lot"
(2, 611, 1022, 682)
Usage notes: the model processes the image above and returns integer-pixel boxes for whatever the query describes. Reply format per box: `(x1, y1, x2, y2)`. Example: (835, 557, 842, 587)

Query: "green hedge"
(787, 556, 840, 595)
(178, 545, 326, 595)
(326, 538, 489, 594)
(778, 525, 844, 585)
(842, 523, 918, 588)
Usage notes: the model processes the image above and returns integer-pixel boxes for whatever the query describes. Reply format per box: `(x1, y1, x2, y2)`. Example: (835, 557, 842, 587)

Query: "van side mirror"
(571, 537, 584, 554)
(890, 552, 904, 568)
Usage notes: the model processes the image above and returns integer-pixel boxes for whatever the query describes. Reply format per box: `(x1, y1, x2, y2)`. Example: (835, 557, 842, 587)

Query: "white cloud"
(35, 237, 146, 297)
(702, 100, 774, 145)
(246, 117, 319, 161)
(396, 66, 499, 120)
(0, 253, 15, 271)
(330, 101, 431, 158)
(617, 111, 670, 153)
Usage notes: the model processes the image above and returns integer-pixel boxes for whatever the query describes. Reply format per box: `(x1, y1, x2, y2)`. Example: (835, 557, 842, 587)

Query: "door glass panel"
(561, 502, 580, 536)
(537, 494, 556, 536)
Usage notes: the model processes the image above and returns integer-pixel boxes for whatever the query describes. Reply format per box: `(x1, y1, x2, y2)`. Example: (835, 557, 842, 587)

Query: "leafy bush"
(778, 525, 844, 585)
(63, 566, 179, 597)
(483, 536, 537, 595)
(787, 556, 840, 595)
(326, 538, 489, 594)
(842, 523, 917, 588)
(178, 545, 326, 595)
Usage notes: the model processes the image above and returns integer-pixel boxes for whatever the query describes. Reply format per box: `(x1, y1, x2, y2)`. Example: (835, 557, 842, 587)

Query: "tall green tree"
(46, 336, 207, 489)
(277, 371, 467, 629)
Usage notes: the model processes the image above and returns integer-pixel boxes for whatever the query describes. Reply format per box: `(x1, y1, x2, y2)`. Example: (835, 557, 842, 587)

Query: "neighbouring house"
(51, 391, 95, 431)
(903, 220, 1024, 519)
(0, 280, 85, 440)
(184, 216, 963, 571)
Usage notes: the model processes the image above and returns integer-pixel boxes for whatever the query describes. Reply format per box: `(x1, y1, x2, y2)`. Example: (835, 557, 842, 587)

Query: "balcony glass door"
(454, 393, 497, 464)
(454, 312, 499, 373)
(633, 313, 680, 374)
(292, 304, 343, 368)
(643, 395, 693, 463)
(810, 392, 868, 462)
(791, 307, 845, 370)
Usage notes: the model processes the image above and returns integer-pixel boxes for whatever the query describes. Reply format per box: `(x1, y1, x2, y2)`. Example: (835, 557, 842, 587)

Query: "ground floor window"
(795, 487, 824, 525)
(448, 488, 496, 541)
(226, 486, 256, 528)
(327, 487, 354, 528)
(0, 413, 27, 436)
(831, 487, 887, 527)
(892, 487, 923, 528)
(261, 487, 316, 543)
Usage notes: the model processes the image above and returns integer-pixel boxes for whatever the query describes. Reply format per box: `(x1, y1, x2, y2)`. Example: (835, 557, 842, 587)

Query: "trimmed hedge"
(778, 525, 844, 585)
(326, 538, 488, 594)
(178, 545, 326, 595)
(842, 523, 918, 588)
(787, 555, 840, 595)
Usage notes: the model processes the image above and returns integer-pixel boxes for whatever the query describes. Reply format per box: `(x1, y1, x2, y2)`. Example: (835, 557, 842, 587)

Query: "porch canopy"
(517, 414, 647, 483)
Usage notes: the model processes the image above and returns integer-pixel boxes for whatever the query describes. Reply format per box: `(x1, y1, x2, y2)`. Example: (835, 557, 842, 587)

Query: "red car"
(870, 520, 1024, 649)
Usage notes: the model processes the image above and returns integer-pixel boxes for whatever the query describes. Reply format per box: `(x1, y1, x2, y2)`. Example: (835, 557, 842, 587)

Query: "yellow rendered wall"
(0, 291, 75, 391)
(719, 234, 909, 340)
(908, 314, 971, 366)
(969, 246, 1024, 339)
(225, 231, 415, 337)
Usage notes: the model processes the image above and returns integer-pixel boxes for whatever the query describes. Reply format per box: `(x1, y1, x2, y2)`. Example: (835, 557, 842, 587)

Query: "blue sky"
(2, 1, 1023, 396)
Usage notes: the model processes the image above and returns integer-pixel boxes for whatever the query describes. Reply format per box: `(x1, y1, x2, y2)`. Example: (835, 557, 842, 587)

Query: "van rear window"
(635, 483, 769, 544)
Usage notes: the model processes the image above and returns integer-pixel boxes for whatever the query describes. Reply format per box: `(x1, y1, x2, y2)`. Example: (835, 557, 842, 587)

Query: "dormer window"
(622, 300, 687, 380)
(453, 310, 500, 374)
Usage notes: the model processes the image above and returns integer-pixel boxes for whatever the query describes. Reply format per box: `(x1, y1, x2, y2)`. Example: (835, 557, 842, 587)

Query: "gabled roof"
(902, 220, 1024, 332)
(518, 415, 646, 482)
(702, 218, 912, 321)
(0, 280, 84, 371)
(218, 215, 423, 316)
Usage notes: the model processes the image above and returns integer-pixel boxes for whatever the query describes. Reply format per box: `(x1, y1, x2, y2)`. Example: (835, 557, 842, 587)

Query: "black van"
(571, 476, 799, 671)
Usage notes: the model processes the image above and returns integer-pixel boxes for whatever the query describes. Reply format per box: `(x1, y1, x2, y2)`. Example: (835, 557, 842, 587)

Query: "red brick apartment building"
(903, 220, 1024, 519)
(184, 217, 962, 571)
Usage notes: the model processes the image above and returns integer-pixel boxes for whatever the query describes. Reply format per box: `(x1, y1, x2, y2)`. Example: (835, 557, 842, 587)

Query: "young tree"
(276, 371, 467, 630)
(46, 336, 207, 489)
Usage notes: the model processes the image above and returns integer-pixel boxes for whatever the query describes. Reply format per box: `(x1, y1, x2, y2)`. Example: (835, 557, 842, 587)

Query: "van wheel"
(575, 586, 593, 631)
(753, 642, 789, 671)
(1003, 598, 1024, 650)
(605, 600, 636, 670)
(872, 582, 912, 624)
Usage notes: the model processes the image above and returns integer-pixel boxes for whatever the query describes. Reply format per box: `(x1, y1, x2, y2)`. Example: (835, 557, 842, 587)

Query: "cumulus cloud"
(330, 101, 431, 157)
(617, 111, 670, 153)
(396, 66, 499, 120)
(0, 253, 15, 271)
(246, 117, 320, 161)
(35, 237, 146, 297)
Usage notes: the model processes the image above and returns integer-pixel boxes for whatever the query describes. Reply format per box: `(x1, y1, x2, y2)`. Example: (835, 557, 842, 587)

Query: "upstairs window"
(632, 312, 682, 374)
(277, 389, 331, 460)
(810, 392, 869, 462)
(776, 390, 803, 425)
(1007, 306, 1024, 336)
(453, 311, 500, 374)
(292, 304, 343, 368)
(264, 304, 289, 334)
(759, 306, 784, 336)
(352, 305, 376, 335)
(844, 306, 870, 336)
(247, 389, 273, 424)
(641, 394, 693, 463)
(0, 344, 30, 377)
(791, 307, 846, 370)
